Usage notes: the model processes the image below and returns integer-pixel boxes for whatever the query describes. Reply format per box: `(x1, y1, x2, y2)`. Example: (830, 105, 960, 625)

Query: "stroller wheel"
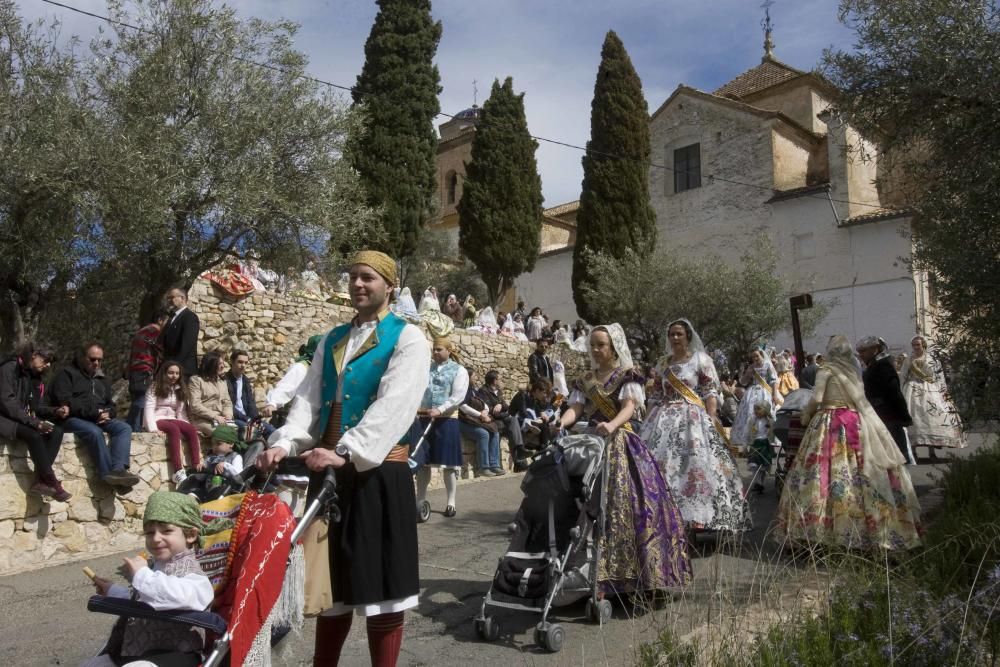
(539, 623, 565, 653)
(475, 616, 500, 642)
(586, 598, 612, 625)
(416, 500, 431, 523)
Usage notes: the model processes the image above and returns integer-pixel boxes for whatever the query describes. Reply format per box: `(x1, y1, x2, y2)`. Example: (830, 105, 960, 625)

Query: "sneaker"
(478, 469, 497, 477)
(172, 469, 188, 485)
(29, 481, 57, 498)
(491, 467, 507, 476)
(104, 469, 140, 487)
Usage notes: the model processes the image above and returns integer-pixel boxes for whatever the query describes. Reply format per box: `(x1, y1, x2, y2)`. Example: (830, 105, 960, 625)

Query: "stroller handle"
(408, 415, 437, 470)
(290, 465, 338, 544)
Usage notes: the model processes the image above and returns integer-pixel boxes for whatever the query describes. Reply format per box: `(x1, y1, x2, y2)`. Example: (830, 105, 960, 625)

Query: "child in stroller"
(82, 491, 222, 666)
(177, 424, 274, 502)
(85, 488, 303, 667)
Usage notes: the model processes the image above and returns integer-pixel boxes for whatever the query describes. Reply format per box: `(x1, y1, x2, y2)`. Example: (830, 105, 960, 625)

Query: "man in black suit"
(161, 287, 200, 376)
(527, 337, 554, 385)
(857, 336, 914, 464)
(798, 353, 819, 390)
(225, 349, 274, 439)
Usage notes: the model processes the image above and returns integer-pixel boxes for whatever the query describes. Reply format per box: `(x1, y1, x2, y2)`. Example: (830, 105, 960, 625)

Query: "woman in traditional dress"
(773, 335, 922, 551)
(417, 288, 454, 338)
(900, 335, 966, 452)
(391, 286, 421, 323)
(468, 306, 498, 334)
(555, 324, 692, 594)
(525, 307, 546, 342)
(731, 349, 780, 448)
(462, 296, 477, 328)
(774, 353, 800, 396)
(640, 320, 749, 532)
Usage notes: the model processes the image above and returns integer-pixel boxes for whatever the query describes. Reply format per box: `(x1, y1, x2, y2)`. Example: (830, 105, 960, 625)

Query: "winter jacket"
(50, 361, 116, 422)
(0, 358, 58, 439)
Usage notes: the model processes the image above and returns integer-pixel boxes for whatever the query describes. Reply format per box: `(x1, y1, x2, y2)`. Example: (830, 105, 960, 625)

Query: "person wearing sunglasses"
(51, 342, 139, 488)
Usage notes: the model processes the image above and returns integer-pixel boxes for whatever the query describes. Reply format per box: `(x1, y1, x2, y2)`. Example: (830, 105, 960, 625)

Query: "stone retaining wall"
(0, 434, 166, 575)
(188, 278, 589, 401)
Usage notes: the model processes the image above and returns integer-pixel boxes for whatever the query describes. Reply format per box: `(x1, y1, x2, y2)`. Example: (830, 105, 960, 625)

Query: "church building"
(509, 29, 934, 354)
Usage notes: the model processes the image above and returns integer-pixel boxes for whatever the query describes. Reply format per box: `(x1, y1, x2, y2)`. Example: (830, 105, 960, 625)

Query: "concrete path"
(1, 433, 992, 666)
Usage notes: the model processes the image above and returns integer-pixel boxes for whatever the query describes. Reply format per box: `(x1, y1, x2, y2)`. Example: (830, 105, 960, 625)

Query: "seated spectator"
(144, 360, 202, 485)
(459, 369, 506, 477)
(187, 352, 234, 437)
(477, 370, 524, 466)
(510, 376, 558, 456)
(125, 308, 170, 432)
(225, 349, 274, 439)
(0, 342, 71, 501)
(51, 342, 138, 488)
(445, 294, 463, 325)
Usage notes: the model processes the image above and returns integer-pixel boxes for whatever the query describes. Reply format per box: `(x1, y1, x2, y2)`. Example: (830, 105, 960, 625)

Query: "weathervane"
(761, 0, 775, 60)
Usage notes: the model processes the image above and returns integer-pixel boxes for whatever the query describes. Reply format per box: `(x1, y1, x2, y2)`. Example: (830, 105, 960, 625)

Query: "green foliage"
(0, 2, 96, 348)
(638, 626, 698, 667)
(572, 30, 657, 323)
(349, 0, 442, 259)
(458, 77, 543, 306)
(90, 0, 378, 323)
(579, 235, 829, 363)
(822, 0, 1000, 422)
(402, 233, 488, 306)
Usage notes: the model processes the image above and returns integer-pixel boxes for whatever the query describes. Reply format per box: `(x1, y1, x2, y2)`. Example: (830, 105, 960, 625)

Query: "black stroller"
(474, 434, 610, 653)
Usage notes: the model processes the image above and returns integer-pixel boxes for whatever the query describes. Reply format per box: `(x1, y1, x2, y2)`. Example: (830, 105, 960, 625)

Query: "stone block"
(69, 497, 100, 522)
(53, 522, 87, 553)
(0, 520, 14, 539)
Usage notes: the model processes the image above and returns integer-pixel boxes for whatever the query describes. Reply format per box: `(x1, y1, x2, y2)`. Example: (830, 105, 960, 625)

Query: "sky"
(21, 0, 857, 207)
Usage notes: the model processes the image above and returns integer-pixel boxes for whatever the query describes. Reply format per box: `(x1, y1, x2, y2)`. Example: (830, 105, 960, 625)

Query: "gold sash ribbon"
(754, 370, 783, 407)
(664, 369, 705, 409)
(909, 360, 934, 383)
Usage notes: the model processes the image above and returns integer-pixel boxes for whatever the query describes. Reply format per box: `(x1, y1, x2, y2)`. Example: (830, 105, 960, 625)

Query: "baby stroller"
(86, 489, 306, 666)
(474, 434, 610, 653)
(773, 388, 813, 496)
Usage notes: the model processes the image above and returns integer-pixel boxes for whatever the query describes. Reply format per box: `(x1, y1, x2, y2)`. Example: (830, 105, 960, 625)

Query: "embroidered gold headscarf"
(349, 250, 397, 286)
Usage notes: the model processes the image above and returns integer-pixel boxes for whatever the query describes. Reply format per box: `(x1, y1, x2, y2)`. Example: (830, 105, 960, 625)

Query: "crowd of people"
(0, 246, 972, 667)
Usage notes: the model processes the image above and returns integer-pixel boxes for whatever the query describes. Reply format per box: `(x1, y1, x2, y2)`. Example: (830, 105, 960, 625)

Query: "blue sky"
(23, 0, 856, 205)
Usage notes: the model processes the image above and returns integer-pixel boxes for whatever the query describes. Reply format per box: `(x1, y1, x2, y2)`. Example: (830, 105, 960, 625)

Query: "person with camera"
(51, 342, 138, 488)
(0, 342, 72, 501)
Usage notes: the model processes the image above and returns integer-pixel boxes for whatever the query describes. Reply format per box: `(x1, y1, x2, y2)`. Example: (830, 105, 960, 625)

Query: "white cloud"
(19, 0, 856, 204)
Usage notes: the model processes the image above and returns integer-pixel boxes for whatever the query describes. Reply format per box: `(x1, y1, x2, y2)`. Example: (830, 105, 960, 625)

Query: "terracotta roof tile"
(842, 208, 911, 226)
(714, 57, 807, 100)
(544, 200, 579, 218)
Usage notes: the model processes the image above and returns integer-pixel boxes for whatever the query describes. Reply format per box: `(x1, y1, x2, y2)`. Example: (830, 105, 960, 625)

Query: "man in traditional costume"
(258, 250, 430, 666)
(857, 335, 914, 464)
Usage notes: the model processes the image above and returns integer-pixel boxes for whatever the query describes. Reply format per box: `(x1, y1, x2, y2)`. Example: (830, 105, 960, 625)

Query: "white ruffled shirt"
(265, 361, 310, 409)
(267, 319, 430, 473)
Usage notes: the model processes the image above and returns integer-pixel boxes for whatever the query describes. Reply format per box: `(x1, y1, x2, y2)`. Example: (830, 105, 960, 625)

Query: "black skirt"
(326, 460, 419, 606)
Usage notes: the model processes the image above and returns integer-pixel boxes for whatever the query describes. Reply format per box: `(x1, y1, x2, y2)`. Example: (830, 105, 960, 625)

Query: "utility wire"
(38, 0, 902, 214)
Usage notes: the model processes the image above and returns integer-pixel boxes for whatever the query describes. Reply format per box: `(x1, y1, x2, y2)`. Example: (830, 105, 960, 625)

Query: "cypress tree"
(350, 0, 442, 258)
(572, 30, 657, 322)
(458, 77, 544, 306)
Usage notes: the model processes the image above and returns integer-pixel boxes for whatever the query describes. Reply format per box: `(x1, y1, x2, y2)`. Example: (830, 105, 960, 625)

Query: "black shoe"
(491, 467, 507, 476)
(444, 505, 457, 518)
(104, 469, 140, 487)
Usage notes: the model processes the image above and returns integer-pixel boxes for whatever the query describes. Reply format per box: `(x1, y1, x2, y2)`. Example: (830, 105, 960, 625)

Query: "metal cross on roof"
(761, 0, 776, 59)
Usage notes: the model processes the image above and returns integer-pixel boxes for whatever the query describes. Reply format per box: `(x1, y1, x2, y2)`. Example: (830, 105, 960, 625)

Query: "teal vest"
(422, 359, 462, 410)
(317, 312, 410, 444)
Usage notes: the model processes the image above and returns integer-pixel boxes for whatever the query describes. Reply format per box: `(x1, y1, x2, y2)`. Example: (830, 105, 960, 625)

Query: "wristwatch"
(335, 444, 351, 462)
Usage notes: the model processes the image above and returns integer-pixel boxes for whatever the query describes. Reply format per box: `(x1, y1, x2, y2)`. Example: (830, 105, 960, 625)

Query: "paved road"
(1, 433, 992, 666)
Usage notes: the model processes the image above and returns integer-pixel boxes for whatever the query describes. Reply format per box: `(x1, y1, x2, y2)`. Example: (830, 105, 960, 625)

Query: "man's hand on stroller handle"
(256, 447, 287, 472)
(303, 447, 347, 471)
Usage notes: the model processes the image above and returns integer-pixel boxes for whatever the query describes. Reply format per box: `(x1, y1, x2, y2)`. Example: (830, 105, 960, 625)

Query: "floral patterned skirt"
(598, 429, 692, 593)
(773, 408, 922, 551)
(641, 402, 750, 531)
